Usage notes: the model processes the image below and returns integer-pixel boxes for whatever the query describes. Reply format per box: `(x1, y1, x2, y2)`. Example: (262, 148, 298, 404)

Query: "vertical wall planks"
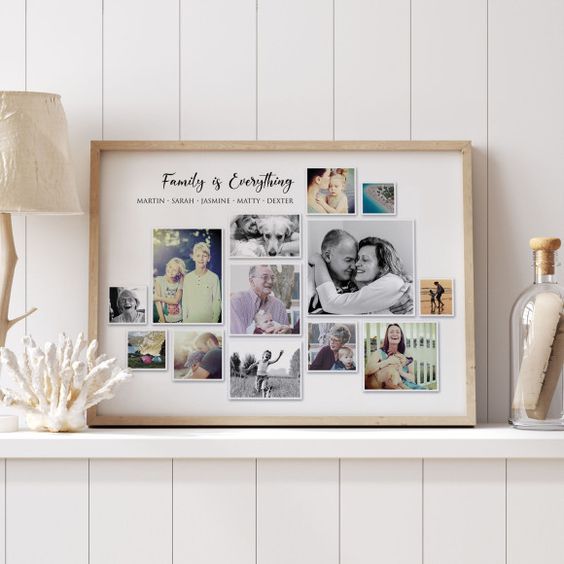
(411, 0, 488, 421)
(0, 0, 25, 89)
(258, 0, 333, 140)
(334, 0, 410, 140)
(104, 0, 179, 139)
(507, 460, 564, 564)
(173, 459, 256, 564)
(341, 460, 422, 564)
(26, 0, 102, 343)
(424, 460, 505, 564)
(0, 0, 27, 355)
(257, 459, 339, 564)
(90, 459, 172, 564)
(180, 0, 256, 140)
(488, 0, 564, 422)
(6, 460, 88, 564)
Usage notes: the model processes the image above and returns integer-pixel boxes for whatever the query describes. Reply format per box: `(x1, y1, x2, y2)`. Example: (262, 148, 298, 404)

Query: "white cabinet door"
(6, 460, 88, 564)
(257, 459, 339, 564)
(90, 459, 172, 564)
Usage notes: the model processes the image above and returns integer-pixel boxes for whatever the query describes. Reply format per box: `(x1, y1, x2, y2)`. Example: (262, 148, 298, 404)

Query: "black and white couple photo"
(307, 220, 415, 316)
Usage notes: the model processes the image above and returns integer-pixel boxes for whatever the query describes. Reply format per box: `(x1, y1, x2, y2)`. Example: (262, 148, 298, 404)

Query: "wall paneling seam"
(255, 458, 258, 564)
(24, 0, 28, 338)
(421, 458, 424, 564)
(178, 0, 181, 141)
(486, 0, 490, 424)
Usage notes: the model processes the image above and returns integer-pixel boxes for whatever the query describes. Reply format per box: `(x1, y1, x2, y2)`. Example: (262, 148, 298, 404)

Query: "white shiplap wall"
(6, 0, 562, 423)
(1, 1, 563, 563)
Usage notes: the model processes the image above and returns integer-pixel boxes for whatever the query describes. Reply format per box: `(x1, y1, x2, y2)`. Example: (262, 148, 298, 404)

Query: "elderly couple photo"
(307, 220, 415, 316)
(152, 228, 222, 324)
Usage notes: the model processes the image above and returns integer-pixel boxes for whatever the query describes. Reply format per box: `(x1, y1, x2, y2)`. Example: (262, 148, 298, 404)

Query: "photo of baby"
(307, 168, 355, 215)
(109, 286, 147, 324)
(173, 330, 223, 381)
(230, 264, 301, 335)
(153, 228, 222, 324)
(307, 323, 357, 372)
(229, 340, 302, 400)
(364, 322, 438, 391)
(230, 215, 301, 258)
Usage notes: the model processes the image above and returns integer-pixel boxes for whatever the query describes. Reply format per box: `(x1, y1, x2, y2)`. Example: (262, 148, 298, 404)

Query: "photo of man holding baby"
(230, 264, 301, 335)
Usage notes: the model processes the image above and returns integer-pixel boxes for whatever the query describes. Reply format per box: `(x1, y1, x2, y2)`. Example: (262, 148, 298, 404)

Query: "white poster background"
(97, 149, 466, 417)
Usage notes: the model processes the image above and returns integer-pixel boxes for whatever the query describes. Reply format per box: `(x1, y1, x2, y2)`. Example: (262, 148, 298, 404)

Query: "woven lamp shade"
(0, 91, 81, 214)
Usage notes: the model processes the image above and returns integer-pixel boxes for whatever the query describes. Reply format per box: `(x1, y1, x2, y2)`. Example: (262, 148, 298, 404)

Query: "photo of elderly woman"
(307, 220, 414, 316)
(153, 228, 222, 324)
(230, 264, 301, 335)
(109, 286, 147, 324)
(364, 322, 438, 391)
(307, 323, 357, 371)
(307, 168, 356, 214)
(173, 330, 223, 381)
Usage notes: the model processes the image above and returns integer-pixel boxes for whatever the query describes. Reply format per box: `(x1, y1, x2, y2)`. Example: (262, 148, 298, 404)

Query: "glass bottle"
(510, 238, 564, 429)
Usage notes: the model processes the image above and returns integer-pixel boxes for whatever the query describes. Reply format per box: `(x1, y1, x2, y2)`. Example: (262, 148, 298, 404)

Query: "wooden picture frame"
(88, 140, 475, 427)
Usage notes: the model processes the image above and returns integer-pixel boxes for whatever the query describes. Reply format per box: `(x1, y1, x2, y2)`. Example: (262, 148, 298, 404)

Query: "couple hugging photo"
(307, 220, 415, 316)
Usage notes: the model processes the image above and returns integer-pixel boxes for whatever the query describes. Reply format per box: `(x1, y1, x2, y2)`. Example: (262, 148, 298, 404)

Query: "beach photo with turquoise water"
(362, 183, 396, 215)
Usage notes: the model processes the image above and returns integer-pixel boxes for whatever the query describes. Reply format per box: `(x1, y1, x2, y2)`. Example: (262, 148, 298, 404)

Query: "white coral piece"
(0, 333, 132, 432)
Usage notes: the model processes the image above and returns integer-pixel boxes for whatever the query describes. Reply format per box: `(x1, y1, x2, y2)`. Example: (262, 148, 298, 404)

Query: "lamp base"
(0, 213, 37, 346)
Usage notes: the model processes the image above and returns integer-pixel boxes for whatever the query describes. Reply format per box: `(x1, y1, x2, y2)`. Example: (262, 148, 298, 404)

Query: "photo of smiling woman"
(364, 322, 438, 391)
(153, 228, 222, 324)
(109, 286, 147, 324)
(307, 220, 415, 316)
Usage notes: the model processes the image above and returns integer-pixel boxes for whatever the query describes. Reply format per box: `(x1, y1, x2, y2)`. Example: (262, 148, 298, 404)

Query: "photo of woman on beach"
(153, 228, 222, 324)
(364, 322, 438, 391)
(307, 168, 355, 215)
(307, 220, 415, 316)
(420, 278, 454, 316)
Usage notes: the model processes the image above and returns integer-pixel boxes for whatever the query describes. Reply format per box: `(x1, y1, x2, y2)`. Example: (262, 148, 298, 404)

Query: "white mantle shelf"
(0, 424, 563, 459)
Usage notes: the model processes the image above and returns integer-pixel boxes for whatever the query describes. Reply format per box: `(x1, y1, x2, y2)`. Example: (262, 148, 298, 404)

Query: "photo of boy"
(229, 340, 302, 400)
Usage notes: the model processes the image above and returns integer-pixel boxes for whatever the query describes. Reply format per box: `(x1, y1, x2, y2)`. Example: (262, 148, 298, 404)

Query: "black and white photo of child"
(229, 340, 302, 400)
(307, 323, 357, 371)
(307, 220, 415, 316)
(173, 330, 223, 380)
(109, 286, 147, 324)
(230, 215, 301, 258)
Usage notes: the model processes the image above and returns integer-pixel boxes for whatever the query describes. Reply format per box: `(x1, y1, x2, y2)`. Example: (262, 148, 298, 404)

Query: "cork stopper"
(530, 237, 561, 275)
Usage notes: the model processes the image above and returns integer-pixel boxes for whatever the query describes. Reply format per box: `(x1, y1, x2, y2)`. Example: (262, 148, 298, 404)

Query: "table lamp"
(0, 91, 82, 346)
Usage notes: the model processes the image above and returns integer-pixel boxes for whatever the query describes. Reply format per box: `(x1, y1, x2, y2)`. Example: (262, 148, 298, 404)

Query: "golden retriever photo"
(230, 214, 301, 258)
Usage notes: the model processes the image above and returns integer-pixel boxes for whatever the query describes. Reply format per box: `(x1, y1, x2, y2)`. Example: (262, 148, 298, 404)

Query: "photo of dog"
(230, 214, 301, 258)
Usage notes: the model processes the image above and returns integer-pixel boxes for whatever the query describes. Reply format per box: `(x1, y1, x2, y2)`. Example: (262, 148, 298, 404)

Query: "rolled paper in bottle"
(527, 314, 564, 420)
(512, 292, 563, 411)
